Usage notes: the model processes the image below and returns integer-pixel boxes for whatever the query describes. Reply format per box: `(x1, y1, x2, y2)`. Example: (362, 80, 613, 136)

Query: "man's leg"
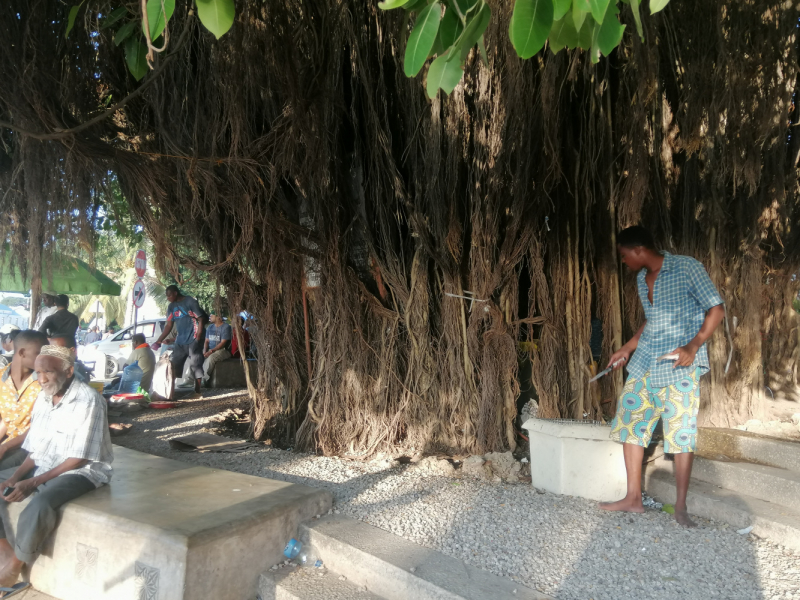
(169, 344, 190, 397)
(600, 372, 660, 513)
(188, 340, 205, 394)
(0, 449, 28, 473)
(0, 467, 25, 568)
(202, 349, 231, 385)
(662, 368, 701, 527)
(599, 443, 645, 512)
(0, 475, 96, 586)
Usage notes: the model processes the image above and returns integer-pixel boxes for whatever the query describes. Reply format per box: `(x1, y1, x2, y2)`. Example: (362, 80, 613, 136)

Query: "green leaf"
(404, 2, 442, 77)
(124, 37, 148, 81)
(572, 4, 588, 30)
(453, 0, 480, 15)
(65, 4, 81, 39)
(404, 0, 428, 11)
(113, 21, 136, 46)
(478, 35, 488, 66)
(553, 0, 571, 20)
(509, 0, 553, 60)
(649, 0, 670, 14)
(576, 15, 594, 49)
(142, 0, 175, 41)
(448, 1, 490, 61)
(101, 7, 128, 30)
(196, 0, 235, 40)
(426, 51, 464, 98)
(378, 0, 412, 9)
(549, 14, 579, 53)
(628, 0, 643, 40)
(587, 0, 611, 25)
(596, 1, 625, 56)
(438, 6, 464, 48)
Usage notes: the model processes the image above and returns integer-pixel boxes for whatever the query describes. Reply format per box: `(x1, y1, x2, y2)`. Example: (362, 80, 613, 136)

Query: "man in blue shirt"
(202, 313, 232, 386)
(152, 286, 208, 398)
(601, 226, 724, 527)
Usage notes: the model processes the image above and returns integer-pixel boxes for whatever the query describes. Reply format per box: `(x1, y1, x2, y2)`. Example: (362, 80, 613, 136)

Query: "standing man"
(152, 285, 207, 398)
(38, 295, 79, 341)
(32, 293, 57, 331)
(84, 326, 100, 345)
(0, 331, 48, 471)
(201, 313, 232, 386)
(600, 226, 724, 527)
(0, 346, 112, 590)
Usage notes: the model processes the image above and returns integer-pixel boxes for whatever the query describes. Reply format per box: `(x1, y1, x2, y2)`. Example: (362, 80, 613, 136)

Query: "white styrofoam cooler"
(522, 417, 627, 502)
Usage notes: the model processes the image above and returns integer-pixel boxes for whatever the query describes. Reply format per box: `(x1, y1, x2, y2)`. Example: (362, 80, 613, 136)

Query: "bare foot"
(674, 507, 697, 528)
(599, 497, 645, 513)
(0, 559, 23, 593)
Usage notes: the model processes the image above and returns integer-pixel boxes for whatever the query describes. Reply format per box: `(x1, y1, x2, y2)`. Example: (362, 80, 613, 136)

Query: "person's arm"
(0, 454, 37, 501)
(195, 316, 207, 341)
(38, 315, 51, 334)
(203, 336, 210, 354)
(607, 321, 647, 370)
(154, 320, 174, 345)
(672, 304, 725, 368)
(0, 429, 27, 459)
(3, 457, 89, 503)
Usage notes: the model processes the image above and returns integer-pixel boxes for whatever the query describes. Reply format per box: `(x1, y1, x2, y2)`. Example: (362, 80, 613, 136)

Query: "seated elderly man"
(0, 346, 112, 593)
(0, 331, 48, 473)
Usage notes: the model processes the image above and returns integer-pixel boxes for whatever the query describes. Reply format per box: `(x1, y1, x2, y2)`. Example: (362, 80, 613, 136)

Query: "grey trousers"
(0, 448, 28, 472)
(0, 474, 95, 563)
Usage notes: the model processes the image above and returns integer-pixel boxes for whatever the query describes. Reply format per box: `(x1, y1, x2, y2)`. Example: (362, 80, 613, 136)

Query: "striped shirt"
(23, 378, 113, 487)
(627, 252, 724, 388)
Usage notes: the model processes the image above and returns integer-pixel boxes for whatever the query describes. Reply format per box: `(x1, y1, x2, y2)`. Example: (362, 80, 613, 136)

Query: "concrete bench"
(209, 358, 258, 388)
(2, 446, 332, 600)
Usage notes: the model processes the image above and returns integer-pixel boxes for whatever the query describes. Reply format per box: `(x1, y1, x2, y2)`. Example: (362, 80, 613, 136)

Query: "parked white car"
(78, 318, 171, 379)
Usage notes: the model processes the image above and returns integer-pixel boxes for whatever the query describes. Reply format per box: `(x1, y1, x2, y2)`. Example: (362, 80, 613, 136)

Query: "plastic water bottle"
(283, 538, 302, 559)
(119, 362, 143, 394)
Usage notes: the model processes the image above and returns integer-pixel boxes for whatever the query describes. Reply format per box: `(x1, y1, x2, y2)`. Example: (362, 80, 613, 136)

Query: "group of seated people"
(0, 330, 112, 595)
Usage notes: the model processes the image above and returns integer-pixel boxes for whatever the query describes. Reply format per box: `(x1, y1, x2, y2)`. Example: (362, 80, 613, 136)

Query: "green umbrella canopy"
(0, 252, 122, 296)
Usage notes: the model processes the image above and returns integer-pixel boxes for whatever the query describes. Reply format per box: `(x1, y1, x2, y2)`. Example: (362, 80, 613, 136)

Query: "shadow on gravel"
(553, 492, 766, 600)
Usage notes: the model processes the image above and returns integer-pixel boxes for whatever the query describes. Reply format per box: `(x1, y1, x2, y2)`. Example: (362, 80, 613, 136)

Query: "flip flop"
(0, 582, 31, 598)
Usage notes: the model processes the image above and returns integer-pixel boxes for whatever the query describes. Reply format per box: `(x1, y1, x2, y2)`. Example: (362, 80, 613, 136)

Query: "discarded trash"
(520, 457, 529, 464)
(737, 525, 754, 535)
(283, 538, 302, 559)
(642, 493, 663, 510)
(662, 504, 675, 515)
(410, 567, 416, 573)
(299, 547, 321, 567)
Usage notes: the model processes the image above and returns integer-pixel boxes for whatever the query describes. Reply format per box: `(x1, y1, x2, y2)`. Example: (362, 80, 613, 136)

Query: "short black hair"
(165, 285, 180, 295)
(132, 333, 147, 346)
(617, 226, 656, 250)
(14, 329, 49, 350)
(49, 335, 77, 349)
(56, 294, 70, 308)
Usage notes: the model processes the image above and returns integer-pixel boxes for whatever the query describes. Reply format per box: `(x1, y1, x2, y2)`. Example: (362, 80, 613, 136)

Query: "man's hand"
(203, 351, 212, 358)
(671, 343, 698, 368)
(151, 342, 162, 351)
(0, 477, 17, 501)
(607, 348, 632, 371)
(3, 477, 38, 503)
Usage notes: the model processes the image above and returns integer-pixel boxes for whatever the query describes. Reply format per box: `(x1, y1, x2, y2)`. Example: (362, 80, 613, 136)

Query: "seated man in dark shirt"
(38, 295, 79, 341)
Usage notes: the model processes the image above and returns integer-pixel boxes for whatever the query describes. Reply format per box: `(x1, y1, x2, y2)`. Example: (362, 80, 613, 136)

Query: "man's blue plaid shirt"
(627, 252, 724, 388)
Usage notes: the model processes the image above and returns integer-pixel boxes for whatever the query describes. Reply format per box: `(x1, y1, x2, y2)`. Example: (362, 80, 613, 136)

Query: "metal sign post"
(132, 250, 146, 331)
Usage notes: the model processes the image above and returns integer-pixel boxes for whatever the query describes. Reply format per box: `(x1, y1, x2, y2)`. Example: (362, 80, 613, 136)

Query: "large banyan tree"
(1, 0, 799, 455)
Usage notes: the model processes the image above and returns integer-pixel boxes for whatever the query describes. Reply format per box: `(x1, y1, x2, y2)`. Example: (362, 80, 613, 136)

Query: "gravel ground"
(114, 391, 800, 600)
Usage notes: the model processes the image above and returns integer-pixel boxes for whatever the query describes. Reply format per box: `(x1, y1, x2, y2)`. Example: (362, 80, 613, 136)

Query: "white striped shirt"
(23, 378, 113, 487)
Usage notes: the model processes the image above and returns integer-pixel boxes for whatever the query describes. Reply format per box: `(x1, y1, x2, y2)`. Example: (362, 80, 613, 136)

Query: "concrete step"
(299, 515, 552, 600)
(258, 568, 383, 600)
(673, 455, 800, 510)
(697, 427, 800, 472)
(643, 466, 800, 551)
